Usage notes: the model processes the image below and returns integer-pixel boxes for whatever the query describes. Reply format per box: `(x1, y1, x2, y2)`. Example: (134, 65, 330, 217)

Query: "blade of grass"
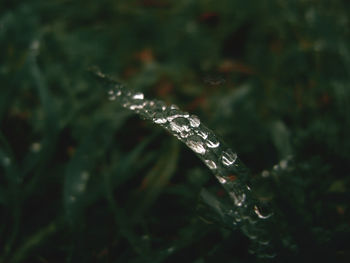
(10, 218, 62, 263)
(131, 138, 179, 223)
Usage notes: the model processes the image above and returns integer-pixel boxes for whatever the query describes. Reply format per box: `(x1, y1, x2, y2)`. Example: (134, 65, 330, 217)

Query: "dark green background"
(1, 0, 349, 262)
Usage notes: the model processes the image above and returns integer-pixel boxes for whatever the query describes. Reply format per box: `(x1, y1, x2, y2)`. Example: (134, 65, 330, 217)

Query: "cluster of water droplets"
(93, 70, 275, 258)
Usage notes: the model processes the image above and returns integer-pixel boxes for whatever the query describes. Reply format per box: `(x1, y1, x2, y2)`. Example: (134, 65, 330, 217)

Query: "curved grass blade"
(91, 69, 276, 258)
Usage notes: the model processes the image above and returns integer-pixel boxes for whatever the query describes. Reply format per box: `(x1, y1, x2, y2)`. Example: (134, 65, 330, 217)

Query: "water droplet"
(188, 115, 200, 127)
(154, 117, 167, 124)
(206, 136, 220, 148)
(230, 192, 246, 206)
(216, 175, 227, 184)
(153, 101, 166, 111)
(153, 112, 167, 124)
(254, 205, 272, 219)
(132, 93, 144, 100)
(130, 104, 144, 111)
(170, 104, 179, 110)
(186, 135, 206, 155)
(166, 108, 189, 122)
(108, 90, 114, 95)
(221, 150, 237, 166)
(169, 117, 190, 134)
(116, 90, 122, 96)
(205, 160, 217, 170)
(196, 129, 208, 139)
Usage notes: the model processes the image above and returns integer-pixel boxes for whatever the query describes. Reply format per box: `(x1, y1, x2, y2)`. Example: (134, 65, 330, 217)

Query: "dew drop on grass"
(230, 192, 246, 206)
(206, 135, 220, 148)
(254, 205, 273, 219)
(205, 160, 217, 170)
(169, 117, 193, 138)
(216, 175, 227, 184)
(186, 135, 206, 155)
(188, 115, 200, 127)
(196, 129, 208, 139)
(154, 118, 167, 124)
(221, 150, 237, 166)
(167, 109, 189, 122)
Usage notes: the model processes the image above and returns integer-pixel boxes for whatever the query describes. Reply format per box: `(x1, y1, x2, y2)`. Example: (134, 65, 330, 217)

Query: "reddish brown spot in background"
(227, 175, 237, 182)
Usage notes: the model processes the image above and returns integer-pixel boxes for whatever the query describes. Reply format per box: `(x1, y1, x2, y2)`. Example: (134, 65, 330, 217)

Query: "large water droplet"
(196, 129, 208, 139)
(221, 150, 237, 166)
(154, 118, 167, 124)
(169, 117, 190, 134)
(188, 115, 200, 127)
(153, 112, 167, 124)
(186, 135, 206, 155)
(167, 109, 189, 122)
(206, 136, 220, 148)
(205, 160, 217, 170)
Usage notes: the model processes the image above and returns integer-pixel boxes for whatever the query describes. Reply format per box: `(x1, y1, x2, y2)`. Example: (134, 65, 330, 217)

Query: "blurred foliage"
(1, 0, 350, 262)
